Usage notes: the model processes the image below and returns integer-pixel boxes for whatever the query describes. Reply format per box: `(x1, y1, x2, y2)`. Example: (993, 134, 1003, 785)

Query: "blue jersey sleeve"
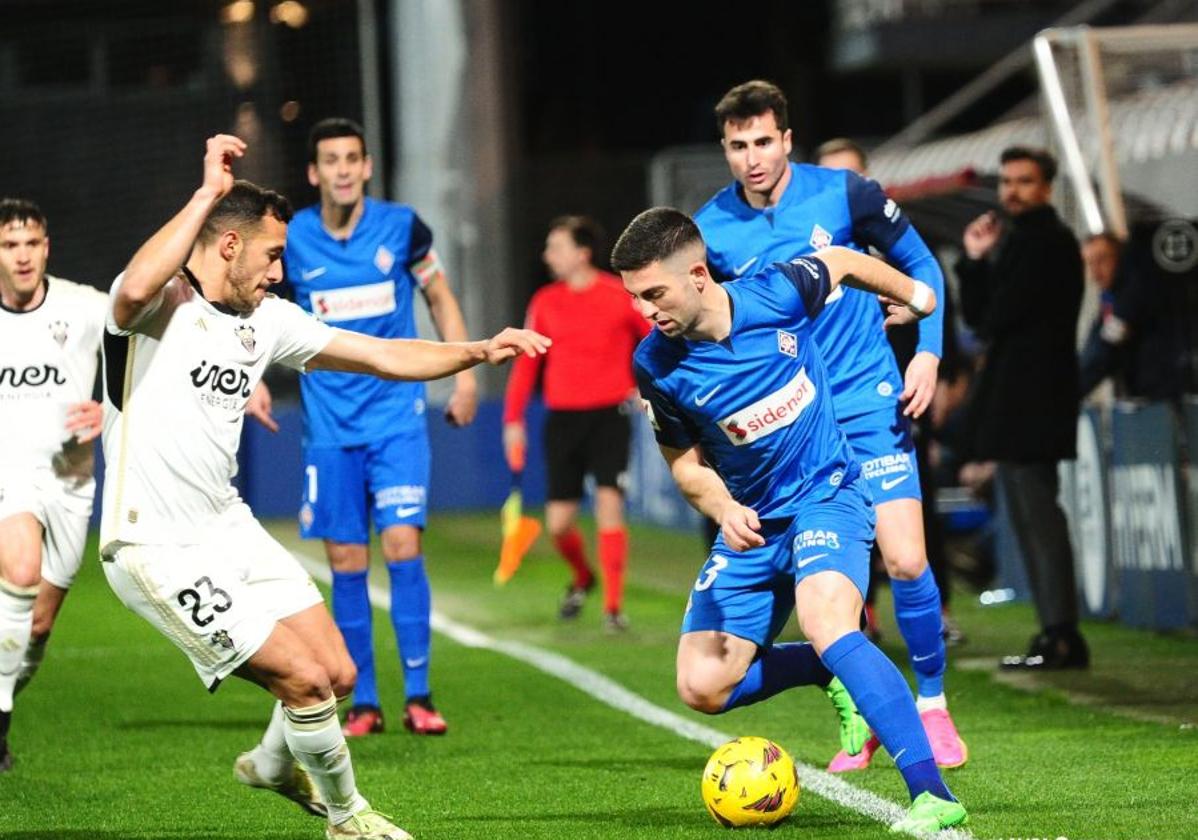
(407, 213, 434, 267)
(846, 171, 945, 358)
(634, 361, 697, 450)
(775, 256, 832, 320)
(845, 171, 910, 251)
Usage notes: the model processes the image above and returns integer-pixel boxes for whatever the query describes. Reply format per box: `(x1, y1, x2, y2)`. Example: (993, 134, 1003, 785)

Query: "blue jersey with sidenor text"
(634, 258, 861, 521)
(695, 162, 944, 421)
(283, 198, 433, 447)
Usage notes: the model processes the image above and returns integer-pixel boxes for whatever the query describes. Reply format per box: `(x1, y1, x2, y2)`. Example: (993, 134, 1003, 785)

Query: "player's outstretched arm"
(309, 327, 551, 381)
(814, 245, 936, 328)
(114, 135, 245, 329)
(660, 444, 765, 552)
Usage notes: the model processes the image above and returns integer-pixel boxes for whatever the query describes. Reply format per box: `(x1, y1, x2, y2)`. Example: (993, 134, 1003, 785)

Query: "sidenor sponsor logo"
(717, 368, 815, 446)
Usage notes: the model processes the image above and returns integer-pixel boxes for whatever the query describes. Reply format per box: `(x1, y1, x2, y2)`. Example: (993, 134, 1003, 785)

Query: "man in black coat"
(955, 146, 1088, 670)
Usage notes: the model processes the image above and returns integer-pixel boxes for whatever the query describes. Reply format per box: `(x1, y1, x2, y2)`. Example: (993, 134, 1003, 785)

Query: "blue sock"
(891, 567, 946, 698)
(722, 643, 832, 712)
(821, 631, 953, 802)
(387, 557, 431, 700)
(331, 569, 377, 708)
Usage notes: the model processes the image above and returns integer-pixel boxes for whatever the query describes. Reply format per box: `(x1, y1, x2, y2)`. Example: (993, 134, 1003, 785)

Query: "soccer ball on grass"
(700, 736, 800, 827)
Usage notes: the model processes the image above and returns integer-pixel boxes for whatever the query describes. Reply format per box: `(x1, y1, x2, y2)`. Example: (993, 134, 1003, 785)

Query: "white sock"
(283, 696, 369, 824)
(248, 701, 295, 782)
(0, 580, 37, 712)
(916, 692, 948, 713)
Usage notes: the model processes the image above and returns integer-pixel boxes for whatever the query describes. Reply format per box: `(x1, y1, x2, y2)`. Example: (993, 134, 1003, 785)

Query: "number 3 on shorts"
(695, 554, 728, 591)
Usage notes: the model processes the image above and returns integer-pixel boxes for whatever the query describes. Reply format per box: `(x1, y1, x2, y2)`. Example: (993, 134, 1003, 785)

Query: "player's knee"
(1, 564, 40, 591)
(282, 662, 335, 707)
(676, 665, 736, 715)
(381, 529, 421, 561)
(328, 658, 357, 699)
(881, 545, 927, 580)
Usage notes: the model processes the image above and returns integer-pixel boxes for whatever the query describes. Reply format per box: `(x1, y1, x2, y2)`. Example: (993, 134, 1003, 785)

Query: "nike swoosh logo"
(694, 385, 721, 406)
(912, 652, 937, 662)
(733, 256, 758, 276)
(880, 474, 911, 491)
(301, 267, 327, 280)
(404, 657, 428, 669)
(395, 505, 423, 518)
(796, 553, 829, 569)
(893, 748, 907, 762)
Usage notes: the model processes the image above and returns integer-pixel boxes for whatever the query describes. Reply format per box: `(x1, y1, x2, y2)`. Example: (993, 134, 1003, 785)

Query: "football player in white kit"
(99, 135, 549, 840)
(0, 198, 106, 773)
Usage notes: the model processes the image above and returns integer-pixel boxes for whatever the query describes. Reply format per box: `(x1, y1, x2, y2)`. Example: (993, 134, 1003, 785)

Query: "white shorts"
(101, 502, 323, 691)
(0, 469, 93, 590)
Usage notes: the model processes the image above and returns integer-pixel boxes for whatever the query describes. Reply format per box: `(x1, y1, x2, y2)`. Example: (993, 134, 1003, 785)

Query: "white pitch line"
(295, 552, 971, 838)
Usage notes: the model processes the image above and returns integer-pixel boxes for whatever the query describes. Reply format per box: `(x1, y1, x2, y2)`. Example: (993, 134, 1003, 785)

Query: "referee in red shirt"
(503, 216, 651, 631)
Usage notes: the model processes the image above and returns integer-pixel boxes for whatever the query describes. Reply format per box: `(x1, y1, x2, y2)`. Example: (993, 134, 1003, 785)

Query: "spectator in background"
(503, 216, 651, 631)
(956, 146, 1087, 670)
(1079, 231, 1185, 401)
(814, 138, 964, 647)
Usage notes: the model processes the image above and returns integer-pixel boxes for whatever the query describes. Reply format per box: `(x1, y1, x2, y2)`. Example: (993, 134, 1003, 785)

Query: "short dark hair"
(610, 207, 705, 273)
(1000, 146, 1058, 183)
(549, 215, 605, 257)
(199, 180, 293, 244)
(0, 198, 47, 232)
(308, 117, 367, 163)
(714, 80, 789, 135)
(814, 137, 868, 169)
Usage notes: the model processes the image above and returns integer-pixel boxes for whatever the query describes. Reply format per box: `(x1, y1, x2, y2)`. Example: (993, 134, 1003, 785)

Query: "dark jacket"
(955, 204, 1083, 462)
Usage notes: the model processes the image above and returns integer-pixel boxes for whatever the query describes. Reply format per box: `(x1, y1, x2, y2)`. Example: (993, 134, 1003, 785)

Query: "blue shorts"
(842, 404, 922, 505)
(299, 429, 430, 544)
(681, 480, 876, 647)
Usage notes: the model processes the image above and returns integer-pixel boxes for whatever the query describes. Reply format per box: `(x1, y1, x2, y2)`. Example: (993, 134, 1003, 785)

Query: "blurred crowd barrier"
(1054, 398, 1198, 631)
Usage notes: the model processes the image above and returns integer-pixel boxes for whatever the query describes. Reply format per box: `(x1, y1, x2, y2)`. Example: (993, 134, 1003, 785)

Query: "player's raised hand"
(719, 502, 765, 552)
(901, 350, 940, 419)
(963, 210, 1001, 259)
(482, 327, 551, 365)
(201, 134, 247, 200)
(65, 400, 102, 444)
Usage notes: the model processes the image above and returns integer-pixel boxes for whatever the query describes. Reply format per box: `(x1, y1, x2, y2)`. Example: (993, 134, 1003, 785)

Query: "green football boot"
(890, 791, 969, 834)
(823, 677, 870, 755)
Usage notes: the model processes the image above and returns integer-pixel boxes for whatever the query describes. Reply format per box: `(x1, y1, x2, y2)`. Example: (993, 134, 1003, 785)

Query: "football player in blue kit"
(612, 207, 967, 833)
(694, 80, 966, 771)
(258, 118, 475, 737)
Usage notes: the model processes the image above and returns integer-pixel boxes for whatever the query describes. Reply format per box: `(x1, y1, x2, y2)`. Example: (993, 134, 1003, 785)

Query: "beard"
(226, 257, 263, 314)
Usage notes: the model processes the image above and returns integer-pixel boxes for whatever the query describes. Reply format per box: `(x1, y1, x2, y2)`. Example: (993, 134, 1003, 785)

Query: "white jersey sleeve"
(106, 271, 171, 337)
(260, 296, 335, 371)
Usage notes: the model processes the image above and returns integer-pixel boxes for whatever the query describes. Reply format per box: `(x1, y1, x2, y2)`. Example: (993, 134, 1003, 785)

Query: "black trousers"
(997, 461, 1079, 630)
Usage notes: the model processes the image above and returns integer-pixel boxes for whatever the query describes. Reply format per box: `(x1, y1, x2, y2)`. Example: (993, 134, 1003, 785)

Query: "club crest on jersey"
(49, 320, 69, 347)
(809, 224, 832, 250)
(776, 330, 797, 358)
(234, 324, 256, 353)
(210, 629, 234, 650)
(374, 245, 395, 275)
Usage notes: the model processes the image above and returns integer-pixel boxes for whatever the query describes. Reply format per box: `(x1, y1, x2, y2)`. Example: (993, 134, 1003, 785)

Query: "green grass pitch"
(1, 512, 1196, 838)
